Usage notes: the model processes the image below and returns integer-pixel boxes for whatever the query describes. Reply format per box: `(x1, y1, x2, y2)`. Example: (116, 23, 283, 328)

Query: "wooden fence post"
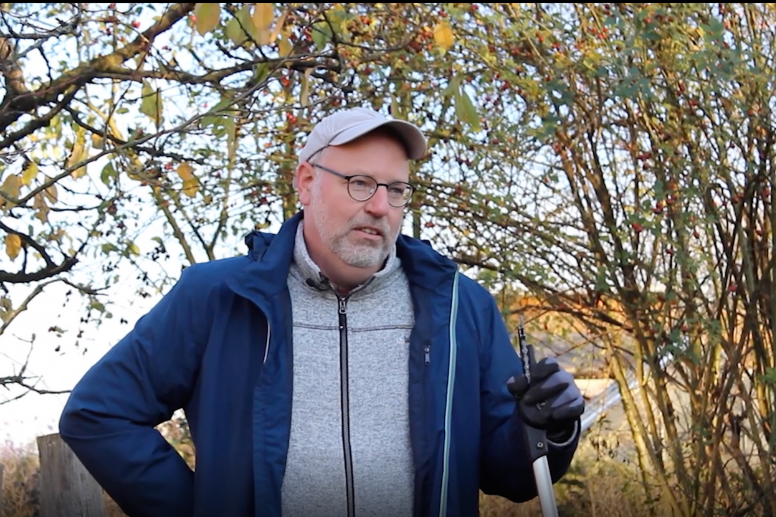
(37, 433, 105, 517)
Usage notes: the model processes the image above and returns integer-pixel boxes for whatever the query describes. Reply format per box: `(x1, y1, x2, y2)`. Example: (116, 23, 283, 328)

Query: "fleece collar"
(226, 210, 458, 304)
(291, 219, 401, 297)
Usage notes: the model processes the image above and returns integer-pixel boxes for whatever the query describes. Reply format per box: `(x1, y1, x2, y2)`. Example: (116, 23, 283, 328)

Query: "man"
(59, 107, 584, 517)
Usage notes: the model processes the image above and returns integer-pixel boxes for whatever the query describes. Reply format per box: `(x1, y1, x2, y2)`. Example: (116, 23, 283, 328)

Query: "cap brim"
(329, 119, 427, 160)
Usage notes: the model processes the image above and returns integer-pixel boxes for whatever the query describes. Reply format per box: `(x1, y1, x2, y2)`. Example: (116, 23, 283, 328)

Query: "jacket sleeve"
(58, 266, 208, 517)
(478, 293, 580, 502)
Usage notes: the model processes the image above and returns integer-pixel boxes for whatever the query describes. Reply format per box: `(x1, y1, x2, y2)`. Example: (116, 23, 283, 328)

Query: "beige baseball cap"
(298, 107, 427, 164)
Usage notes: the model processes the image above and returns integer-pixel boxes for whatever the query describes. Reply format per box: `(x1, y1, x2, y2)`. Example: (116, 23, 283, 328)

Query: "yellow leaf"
(67, 127, 87, 178)
(22, 162, 39, 186)
(195, 3, 221, 36)
(177, 163, 194, 181)
(0, 174, 21, 197)
(269, 8, 289, 43)
(91, 133, 105, 149)
(278, 30, 292, 56)
(434, 20, 454, 51)
(257, 27, 272, 45)
(182, 177, 200, 198)
(5, 233, 21, 261)
(252, 3, 274, 30)
(128, 241, 140, 256)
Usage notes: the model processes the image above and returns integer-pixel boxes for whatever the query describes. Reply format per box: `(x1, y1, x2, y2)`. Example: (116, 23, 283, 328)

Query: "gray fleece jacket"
(280, 221, 415, 517)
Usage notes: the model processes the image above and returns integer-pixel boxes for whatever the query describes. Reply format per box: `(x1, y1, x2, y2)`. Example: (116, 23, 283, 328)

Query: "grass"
(1, 428, 650, 517)
(0, 439, 39, 517)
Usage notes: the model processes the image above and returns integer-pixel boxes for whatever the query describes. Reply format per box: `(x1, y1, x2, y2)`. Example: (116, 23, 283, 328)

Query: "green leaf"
(454, 87, 481, 132)
(443, 76, 463, 97)
(225, 17, 245, 46)
(140, 80, 163, 128)
(127, 240, 140, 256)
(595, 267, 609, 292)
(311, 22, 331, 51)
(195, 3, 221, 36)
(100, 162, 116, 186)
(704, 19, 726, 39)
(226, 5, 256, 46)
(252, 63, 270, 85)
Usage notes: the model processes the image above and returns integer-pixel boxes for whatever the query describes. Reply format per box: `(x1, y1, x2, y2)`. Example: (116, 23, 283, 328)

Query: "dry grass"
(1, 439, 40, 517)
(480, 433, 651, 517)
(1, 429, 651, 517)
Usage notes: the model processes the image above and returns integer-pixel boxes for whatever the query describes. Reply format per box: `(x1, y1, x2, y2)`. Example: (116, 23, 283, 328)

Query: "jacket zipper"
(438, 270, 460, 517)
(338, 296, 356, 517)
(262, 321, 271, 365)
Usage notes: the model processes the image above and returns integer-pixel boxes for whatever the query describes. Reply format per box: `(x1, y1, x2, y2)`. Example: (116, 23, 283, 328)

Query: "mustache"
(348, 217, 391, 236)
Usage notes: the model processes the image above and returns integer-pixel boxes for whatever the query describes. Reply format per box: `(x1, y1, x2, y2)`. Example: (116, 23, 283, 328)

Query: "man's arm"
(59, 266, 209, 517)
(478, 294, 580, 503)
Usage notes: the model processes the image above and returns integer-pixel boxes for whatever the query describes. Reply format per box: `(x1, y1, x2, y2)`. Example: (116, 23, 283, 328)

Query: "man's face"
(298, 131, 410, 271)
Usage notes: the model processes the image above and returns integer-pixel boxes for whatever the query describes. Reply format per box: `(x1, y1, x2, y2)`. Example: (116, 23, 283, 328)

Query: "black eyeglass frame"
(312, 163, 415, 208)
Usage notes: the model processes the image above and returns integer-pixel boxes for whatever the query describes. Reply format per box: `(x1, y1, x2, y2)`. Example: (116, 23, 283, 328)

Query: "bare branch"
(0, 279, 57, 336)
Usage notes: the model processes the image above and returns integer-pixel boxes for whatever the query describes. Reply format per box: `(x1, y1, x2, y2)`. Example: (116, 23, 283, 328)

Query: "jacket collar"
(225, 210, 458, 303)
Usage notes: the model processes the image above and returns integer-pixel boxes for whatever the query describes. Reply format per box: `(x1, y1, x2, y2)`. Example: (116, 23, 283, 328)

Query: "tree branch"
(0, 279, 56, 336)
(0, 3, 196, 130)
(0, 85, 79, 151)
(0, 220, 79, 284)
(0, 218, 57, 267)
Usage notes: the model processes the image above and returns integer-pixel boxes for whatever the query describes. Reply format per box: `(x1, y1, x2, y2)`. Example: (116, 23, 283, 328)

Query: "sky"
(0, 266, 160, 446)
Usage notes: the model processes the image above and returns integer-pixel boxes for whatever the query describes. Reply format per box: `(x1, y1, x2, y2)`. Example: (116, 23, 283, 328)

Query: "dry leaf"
(252, 3, 274, 30)
(44, 183, 58, 204)
(5, 233, 21, 260)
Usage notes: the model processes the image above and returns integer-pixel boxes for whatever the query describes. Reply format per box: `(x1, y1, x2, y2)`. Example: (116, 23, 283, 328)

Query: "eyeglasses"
(312, 163, 414, 208)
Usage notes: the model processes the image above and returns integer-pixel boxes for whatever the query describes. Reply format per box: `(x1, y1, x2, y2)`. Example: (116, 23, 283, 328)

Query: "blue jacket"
(59, 211, 578, 517)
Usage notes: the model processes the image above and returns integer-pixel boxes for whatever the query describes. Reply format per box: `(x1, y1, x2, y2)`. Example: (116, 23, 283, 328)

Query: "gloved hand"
(507, 355, 585, 442)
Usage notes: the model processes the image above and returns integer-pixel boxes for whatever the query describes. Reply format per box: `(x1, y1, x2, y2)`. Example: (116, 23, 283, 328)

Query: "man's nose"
(364, 185, 391, 217)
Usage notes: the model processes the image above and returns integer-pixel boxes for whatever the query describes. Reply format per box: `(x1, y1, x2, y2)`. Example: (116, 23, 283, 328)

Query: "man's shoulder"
(396, 234, 497, 305)
(174, 255, 253, 291)
(456, 272, 499, 309)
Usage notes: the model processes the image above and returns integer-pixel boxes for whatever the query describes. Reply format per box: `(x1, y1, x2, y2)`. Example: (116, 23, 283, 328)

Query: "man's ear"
(296, 162, 315, 206)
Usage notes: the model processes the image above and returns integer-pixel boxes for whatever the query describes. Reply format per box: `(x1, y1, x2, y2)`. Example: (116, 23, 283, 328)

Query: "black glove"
(507, 355, 585, 442)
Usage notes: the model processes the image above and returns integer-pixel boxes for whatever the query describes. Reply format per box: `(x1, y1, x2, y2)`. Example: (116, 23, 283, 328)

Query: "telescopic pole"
(517, 315, 559, 517)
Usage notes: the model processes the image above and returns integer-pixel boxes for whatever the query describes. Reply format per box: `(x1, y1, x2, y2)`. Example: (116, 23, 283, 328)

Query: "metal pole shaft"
(532, 456, 559, 517)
